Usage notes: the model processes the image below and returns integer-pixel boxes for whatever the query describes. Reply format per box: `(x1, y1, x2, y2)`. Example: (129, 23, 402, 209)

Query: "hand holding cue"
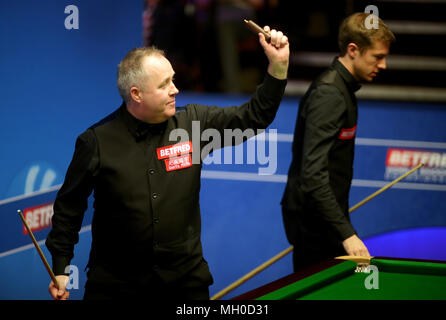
(244, 19, 271, 41)
(17, 209, 59, 290)
(210, 163, 424, 300)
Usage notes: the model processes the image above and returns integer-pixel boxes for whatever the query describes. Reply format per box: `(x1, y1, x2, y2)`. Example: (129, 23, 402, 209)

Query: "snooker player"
(46, 24, 289, 300)
(281, 12, 395, 272)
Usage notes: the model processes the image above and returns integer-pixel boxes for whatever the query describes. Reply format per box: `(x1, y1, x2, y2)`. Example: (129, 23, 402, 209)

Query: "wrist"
(267, 62, 288, 80)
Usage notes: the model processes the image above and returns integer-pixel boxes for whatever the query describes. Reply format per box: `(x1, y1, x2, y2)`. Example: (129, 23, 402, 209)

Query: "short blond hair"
(338, 13, 395, 56)
(117, 47, 165, 103)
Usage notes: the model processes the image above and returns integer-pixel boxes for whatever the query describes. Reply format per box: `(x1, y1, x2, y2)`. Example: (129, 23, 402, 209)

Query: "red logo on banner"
(22, 203, 54, 235)
(338, 126, 357, 140)
(386, 148, 446, 168)
(157, 141, 193, 160)
(384, 148, 446, 184)
(164, 154, 192, 172)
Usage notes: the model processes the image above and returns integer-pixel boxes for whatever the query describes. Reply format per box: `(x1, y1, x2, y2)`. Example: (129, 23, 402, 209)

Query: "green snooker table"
(233, 256, 446, 300)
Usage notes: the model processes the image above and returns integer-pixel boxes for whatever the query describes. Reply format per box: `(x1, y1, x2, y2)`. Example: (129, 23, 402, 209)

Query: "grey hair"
(117, 46, 165, 103)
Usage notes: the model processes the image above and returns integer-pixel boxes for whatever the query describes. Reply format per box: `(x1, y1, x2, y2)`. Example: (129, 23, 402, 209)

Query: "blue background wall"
(1, 1, 445, 300)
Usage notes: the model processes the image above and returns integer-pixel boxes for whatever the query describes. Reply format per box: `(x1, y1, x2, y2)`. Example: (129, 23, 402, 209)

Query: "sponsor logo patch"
(338, 126, 357, 140)
(157, 141, 193, 171)
(157, 141, 193, 160)
(164, 154, 192, 172)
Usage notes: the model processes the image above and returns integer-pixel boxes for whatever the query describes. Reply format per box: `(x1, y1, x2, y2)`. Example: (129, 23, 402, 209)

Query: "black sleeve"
(45, 129, 97, 275)
(194, 73, 286, 143)
(301, 84, 356, 240)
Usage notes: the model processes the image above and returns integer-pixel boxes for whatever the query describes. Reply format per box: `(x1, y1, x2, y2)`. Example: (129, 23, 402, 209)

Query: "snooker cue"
(210, 162, 424, 300)
(336, 255, 372, 264)
(244, 19, 271, 42)
(348, 162, 424, 213)
(17, 210, 59, 290)
(210, 246, 293, 300)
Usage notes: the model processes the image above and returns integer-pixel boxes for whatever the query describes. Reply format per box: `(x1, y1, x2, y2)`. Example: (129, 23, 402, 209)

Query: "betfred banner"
(22, 203, 54, 235)
(385, 148, 446, 184)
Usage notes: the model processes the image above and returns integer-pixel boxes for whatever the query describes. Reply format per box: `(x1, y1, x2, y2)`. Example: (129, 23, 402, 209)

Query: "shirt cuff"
(335, 223, 357, 241)
(262, 72, 287, 100)
(52, 256, 72, 276)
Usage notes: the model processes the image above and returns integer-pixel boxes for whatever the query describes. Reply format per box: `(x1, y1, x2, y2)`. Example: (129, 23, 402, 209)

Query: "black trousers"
(83, 282, 209, 300)
(292, 239, 347, 272)
(83, 264, 210, 300)
(282, 208, 347, 272)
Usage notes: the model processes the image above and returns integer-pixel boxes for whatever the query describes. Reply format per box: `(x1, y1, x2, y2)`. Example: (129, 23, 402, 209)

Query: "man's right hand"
(342, 234, 370, 257)
(258, 25, 289, 80)
(48, 275, 70, 300)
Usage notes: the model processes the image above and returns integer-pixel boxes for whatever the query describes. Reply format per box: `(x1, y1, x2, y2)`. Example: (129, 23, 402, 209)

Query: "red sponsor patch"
(22, 203, 54, 235)
(164, 154, 192, 172)
(338, 126, 357, 140)
(157, 141, 193, 160)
